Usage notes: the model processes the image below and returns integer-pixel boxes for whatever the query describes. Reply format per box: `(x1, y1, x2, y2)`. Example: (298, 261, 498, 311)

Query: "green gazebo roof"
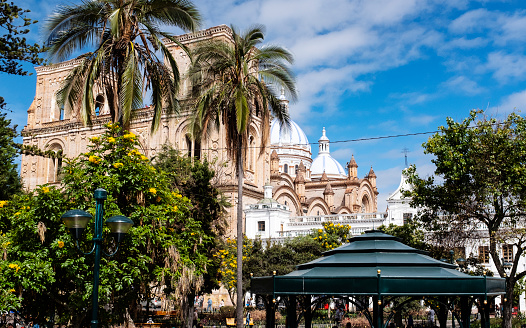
(251, 230, 505, 297)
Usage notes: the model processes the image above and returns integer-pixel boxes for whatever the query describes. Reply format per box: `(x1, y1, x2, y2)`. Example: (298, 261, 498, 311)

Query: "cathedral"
(20, 25, 379, 238)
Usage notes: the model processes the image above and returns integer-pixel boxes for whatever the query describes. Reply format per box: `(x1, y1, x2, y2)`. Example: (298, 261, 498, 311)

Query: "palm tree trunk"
(236, 140, 244, 328)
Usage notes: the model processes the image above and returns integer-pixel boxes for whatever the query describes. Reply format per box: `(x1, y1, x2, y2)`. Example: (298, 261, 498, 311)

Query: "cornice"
(164, 25, 232, 46)
(35, 58, 83, 74)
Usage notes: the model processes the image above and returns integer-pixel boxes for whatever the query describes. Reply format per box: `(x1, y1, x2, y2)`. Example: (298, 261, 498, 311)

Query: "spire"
(321, 171, 329, 182)
(271, 149, 279, 160)
(318, 127, 330, 154)
(402, 148, 409, 168)
(323, 182, 334, 195)
(349, 154, 358, 167)
(368, 166, 376, 178)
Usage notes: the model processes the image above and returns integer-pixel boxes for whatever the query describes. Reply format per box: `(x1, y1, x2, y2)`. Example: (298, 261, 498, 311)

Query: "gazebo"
(251, 230, 505, 328)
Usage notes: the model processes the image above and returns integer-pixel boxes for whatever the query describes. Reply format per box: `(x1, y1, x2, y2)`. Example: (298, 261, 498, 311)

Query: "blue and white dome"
(270, 118, 310, 148)
(311, 127, 347, 180)
(269, 89, 312, 178)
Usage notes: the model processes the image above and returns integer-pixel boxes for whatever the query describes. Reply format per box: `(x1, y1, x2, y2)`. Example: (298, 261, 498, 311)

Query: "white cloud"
(442, 76, 486, 95)
(490, 89, 526, 116)
(486, 52, 526, 84)
(448, 8, 494, 34)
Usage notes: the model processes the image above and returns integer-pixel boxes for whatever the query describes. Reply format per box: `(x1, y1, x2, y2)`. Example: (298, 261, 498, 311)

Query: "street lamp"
(61, 188, 133, 328)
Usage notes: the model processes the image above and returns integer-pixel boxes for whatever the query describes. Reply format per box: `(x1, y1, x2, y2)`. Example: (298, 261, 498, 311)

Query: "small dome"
(311, 154, 347, 179)
(270, 118, 310, 148)
(311, 127, 346, 179)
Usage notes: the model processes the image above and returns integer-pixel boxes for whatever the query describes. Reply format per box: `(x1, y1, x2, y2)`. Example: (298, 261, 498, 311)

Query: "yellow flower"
(113, 162, 124, 169)
(90, 136, 100, 142)
(149, 188, 157, 195)
(10, 289, 15, 293)
(14, 212, 20, 216)
(123, 132, 136, 139)
(0, 200, 7, 208)
(108, 137, 116, 143)
(42, 186, 50, 193)
(173, 205, 178, 212)
(141, 155, 148, 161)
(88, 155, 101, 164)
(8, 263, 20, 272)
(57, 240, 64, 248)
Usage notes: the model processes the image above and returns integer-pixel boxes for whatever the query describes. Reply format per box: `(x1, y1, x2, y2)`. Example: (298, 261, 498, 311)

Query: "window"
(295, 165, 299, 174)
(503, 244, 513, 263)
(95, 95, 104, 116)
(479, 246, 489, 264)
(59, 105, 64, 121)
(47, 145, 63, 183)
(284, 164, 288, 174)
(185, 134, 192, 158)
(402, 213, 413, 225)
(258, 221, 265, 232)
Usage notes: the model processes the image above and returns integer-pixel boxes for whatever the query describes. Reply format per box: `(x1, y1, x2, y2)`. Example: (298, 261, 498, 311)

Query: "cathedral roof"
(270, 118, 310, 148)
(311, 128, 346, 179)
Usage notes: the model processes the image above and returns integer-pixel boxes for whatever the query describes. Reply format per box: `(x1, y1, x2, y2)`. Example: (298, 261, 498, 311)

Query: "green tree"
(188, 25, 296, 327)
(0, 97, 22, 199)
(405, 110, 526, 328)
(0, 124, 215, 327)
(0, 0, 44, 76)
(44, 0, 201, 131)
(154, 145, 228, 328)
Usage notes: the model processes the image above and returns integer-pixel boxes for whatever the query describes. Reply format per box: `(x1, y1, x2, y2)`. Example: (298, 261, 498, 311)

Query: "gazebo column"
(460, 297, 470, 328)
(437, 297, 448, 328)
(303, 295, 313, 328)
(264, 295, 276, 328)
(373, 296, 383, 328)
(286, 295, 298, 328)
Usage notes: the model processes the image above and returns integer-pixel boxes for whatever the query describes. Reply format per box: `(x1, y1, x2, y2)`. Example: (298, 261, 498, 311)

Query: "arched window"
(185, 134, 192, 158)
(295, 164, 299, 175)
(59, 105, 64, 121)
(284, 164, 288, 174)
(194, 139, 201, 160)
(361, 195, 370, 213)
(248, 136, 254, 170)
(95, 95, 104, 116)
(47, 144, 63, 183)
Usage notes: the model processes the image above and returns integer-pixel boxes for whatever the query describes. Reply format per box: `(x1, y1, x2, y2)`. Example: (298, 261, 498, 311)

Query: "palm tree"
(44, 0, 201, 132)
(188, 25, 297, 328)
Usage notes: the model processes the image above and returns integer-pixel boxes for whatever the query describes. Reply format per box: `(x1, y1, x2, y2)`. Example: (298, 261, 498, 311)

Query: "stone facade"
(21, 25, 379, 238)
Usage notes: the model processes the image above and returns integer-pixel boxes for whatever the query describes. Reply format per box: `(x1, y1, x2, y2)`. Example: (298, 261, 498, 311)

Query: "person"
(246, 311, 251, 327)
(428, 308, 435, 327)
(408, 314, 414, 328)
(220, 299, 225, 308)
(334, 307, 342, 326)
(207, 298, 212, 312)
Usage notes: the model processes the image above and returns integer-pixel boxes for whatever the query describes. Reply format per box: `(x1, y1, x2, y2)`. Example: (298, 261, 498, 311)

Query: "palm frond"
(120, 45, 143, 128)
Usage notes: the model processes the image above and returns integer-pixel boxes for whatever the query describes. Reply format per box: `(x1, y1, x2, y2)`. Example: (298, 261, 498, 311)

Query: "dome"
(311, 155, 347, 179)
(311, 127, 347, 179)
(270, 118, 310, 149)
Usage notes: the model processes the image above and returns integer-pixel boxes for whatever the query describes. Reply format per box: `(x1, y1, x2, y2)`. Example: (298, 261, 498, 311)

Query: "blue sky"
(3, 0, 526, 210)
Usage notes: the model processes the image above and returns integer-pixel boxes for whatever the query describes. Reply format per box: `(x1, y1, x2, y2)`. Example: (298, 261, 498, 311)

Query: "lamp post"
(61, 188, 133, 328)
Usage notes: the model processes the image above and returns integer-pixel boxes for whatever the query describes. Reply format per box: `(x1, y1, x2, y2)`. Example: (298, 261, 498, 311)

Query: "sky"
(3, 0, 526, 211)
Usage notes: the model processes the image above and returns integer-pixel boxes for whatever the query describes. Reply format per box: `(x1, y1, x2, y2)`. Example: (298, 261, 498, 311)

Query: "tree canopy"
(45, 0, 201, 131)
(405, 110, 526, 328)
(0, 124, 221, 327)
(0, 0, 44, 76)
(0, 97, 22, 200)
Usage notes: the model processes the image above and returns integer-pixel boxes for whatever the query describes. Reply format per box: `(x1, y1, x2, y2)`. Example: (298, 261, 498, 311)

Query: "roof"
(251, 230, 505, 297)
